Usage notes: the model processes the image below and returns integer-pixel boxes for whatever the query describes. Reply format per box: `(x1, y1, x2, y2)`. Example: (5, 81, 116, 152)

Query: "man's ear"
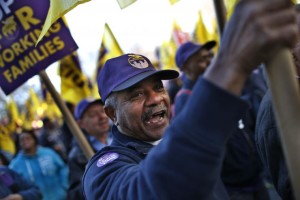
(104, 106, 116, 123)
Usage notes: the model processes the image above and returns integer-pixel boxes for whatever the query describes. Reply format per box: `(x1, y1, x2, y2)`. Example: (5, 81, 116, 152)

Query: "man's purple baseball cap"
(74, 98, 103, 120)
(97, 54, 179, 102)
(175, 41, 216, 70)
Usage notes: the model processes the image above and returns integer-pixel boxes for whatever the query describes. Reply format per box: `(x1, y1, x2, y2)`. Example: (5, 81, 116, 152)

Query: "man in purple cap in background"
(67, 98, 111, 200)
(173, 40, 216, 117)
(82, 0, 298, 199)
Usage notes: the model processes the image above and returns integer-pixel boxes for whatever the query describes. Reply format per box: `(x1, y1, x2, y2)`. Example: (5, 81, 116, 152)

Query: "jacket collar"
(110, 126, 154, 155)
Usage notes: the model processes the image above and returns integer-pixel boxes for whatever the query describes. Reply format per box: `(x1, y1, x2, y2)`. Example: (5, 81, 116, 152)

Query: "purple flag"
(0, 0, 78, 95)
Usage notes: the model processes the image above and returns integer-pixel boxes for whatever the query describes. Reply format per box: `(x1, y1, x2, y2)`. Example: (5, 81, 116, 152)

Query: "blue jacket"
(255, 90, 293, 199)
(83, 78, 248, 200)
(9, 146, 69, 200)
(67, 130, 112, 200)
(221, 72, 267, 191)
(0, 166, 41, 200)
(175, 73, 267, 193)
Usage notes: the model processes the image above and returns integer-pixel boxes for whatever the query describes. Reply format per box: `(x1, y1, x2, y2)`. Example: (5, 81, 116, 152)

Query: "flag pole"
(39, 70, 94, 160)
(212, 0, 226, 38)
(212, 0, 300, 198)
(265, 49, 300, 200)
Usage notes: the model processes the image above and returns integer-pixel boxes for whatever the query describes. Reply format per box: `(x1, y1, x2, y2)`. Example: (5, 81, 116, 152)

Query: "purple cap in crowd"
(175, 41, 216, 70)
(74, 98, 103, 120)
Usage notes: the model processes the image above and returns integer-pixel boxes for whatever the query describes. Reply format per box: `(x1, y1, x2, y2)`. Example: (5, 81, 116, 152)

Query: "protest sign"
(0, 0, 78, 95)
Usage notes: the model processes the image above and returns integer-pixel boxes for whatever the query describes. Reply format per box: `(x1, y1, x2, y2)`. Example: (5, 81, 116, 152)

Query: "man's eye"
(155, 84, 164, 90)
(131, 91, 143, 99)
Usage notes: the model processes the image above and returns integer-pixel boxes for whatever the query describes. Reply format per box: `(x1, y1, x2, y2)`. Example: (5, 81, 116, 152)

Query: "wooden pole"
(39, 70, 94, 160)
(213, 0, 227, 39)
(265, 50, 300, 200)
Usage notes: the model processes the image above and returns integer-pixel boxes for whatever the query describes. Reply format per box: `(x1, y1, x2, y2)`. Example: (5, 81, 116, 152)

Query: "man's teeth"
(146, 114, 164, 124)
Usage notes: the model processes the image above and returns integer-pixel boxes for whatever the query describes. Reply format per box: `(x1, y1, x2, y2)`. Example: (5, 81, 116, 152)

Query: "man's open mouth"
(144, 110, 166, 124)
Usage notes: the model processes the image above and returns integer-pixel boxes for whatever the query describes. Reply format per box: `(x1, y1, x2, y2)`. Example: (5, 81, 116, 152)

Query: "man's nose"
(146, 90, 163, 106)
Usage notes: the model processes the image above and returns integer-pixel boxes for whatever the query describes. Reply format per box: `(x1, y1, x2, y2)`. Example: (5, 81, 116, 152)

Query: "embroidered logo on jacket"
(97, 153, 119, 167)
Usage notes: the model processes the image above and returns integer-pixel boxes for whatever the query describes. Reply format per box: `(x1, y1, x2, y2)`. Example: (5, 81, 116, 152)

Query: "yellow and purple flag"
(58, 52, 91, 105)
(92, 23, 123, 98)
(0, 0, 78, 95)
(95, 23, 123, 79)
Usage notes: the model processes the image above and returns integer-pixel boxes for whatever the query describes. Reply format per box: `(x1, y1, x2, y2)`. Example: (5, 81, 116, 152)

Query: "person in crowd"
(255, 5, 300, 200)
(82, 0, 298, 199)
(173, 40, 216, 116)
(0, 152, 42, 200)
(38, 117, 67, 162)
(60, 101, 75, 156)
(67, 98, 111, 200)
(9, 130, 69, 200)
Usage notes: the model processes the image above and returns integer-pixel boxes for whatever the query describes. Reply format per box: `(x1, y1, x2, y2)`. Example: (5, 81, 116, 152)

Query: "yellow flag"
(6, 98, 18, 124)
(169, 0, 180, 5)
(29, 88, 42, 112)
(209, 19, 220, 54)
(38, 80, 62, 123)
(24, 89, 41, 129)
(37, 0, 90, 44)
(6, 98, 19, 133)
(92, 23, 123, 98)
(193, 12, 210, 44)
(225, 0, 239, 20)
(116, 0, 137, 9)
(159, 40, 177, 70)
(159, 21, 187, 70)
(58, 52, 92, 104)
(193, 12, 219, 54)
(0, 123, 16, 156)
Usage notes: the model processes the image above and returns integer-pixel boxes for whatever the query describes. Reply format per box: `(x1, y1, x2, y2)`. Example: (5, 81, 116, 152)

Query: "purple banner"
(0, 0, 78, 95)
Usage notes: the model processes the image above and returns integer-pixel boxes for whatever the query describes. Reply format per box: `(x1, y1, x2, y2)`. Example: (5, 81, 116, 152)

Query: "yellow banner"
(59, 52, 91, 104)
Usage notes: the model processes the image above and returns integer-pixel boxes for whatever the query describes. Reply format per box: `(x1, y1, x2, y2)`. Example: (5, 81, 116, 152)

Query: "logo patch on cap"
(97, 152, 119, 167)
(128, 54, 149, 69)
